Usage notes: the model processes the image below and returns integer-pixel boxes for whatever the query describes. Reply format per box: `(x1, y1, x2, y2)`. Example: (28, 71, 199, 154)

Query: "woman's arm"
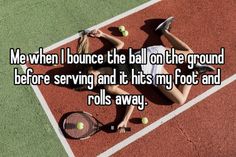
(101, 33, 124, 50)
(89, 29, 124, 50)
(118, 105, 135, 133)
(105, 85, 135, 133)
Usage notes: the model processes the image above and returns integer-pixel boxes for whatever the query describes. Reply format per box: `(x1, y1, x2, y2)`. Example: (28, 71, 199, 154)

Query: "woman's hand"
(89, 29, 124, 50)
(117, 120, 128, 133)
(89, 29, 104, 38)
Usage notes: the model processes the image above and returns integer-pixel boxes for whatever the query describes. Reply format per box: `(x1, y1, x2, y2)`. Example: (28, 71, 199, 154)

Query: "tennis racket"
(62, 111, 131, 140)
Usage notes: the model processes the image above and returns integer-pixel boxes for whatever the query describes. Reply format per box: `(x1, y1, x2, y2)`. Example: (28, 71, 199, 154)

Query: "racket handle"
(119, 127, 131, 131)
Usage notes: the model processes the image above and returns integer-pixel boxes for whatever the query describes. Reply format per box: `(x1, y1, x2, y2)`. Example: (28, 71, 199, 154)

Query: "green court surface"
(0, 0, 147, 156)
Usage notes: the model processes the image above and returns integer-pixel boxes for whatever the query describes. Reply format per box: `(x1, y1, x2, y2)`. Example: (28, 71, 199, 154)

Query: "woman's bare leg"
(163, 30, 193, 62)
(163, 30, 192, 52)
(157, 68, 192, 105)
(158, 30, 194, 104)
(155, 19, 214, 104)
(163, 29, 215, 72)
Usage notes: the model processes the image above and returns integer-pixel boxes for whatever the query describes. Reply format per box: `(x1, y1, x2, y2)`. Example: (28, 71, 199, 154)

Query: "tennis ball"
(141, 117, 148, 124)
(77, 122, 84, 130)
(118, 25, 125, 32)
(122, 30, 129, 37)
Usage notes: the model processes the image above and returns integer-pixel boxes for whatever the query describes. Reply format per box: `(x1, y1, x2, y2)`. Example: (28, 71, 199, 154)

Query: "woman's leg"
(155, 20, 214, 104)
(157, 68, 192, 105)
(163, 30, 215, 73)
(163, 30, 193, 62)
(159, 30, 193, 104)
(163, 30, 192, 51)
(156, 17, 193, 54)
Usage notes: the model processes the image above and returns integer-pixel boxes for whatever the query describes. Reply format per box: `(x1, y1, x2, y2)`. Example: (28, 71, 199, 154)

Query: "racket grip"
(119, 127, 131, 131)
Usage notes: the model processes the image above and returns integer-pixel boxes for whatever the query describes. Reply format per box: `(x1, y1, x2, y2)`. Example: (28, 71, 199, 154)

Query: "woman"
(76, 17, 215, 132)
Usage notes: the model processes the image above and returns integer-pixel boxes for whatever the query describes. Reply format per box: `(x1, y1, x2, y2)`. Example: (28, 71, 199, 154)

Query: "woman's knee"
(105, 85, 118, 94)
(176, 97, 187, 105)
(188, 49, 194, 54)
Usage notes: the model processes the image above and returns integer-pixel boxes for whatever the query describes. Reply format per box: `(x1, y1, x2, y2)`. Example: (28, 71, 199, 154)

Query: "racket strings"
(63, 112, 103, 140)
(80, 113, 99, 138)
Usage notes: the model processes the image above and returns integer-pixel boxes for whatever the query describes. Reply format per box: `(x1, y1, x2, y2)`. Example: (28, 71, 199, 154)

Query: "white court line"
(20, 64, 75, 157)
(36, 0, 162, 54)
(97, 74, 236, 157)
(22, 0, 162, 156)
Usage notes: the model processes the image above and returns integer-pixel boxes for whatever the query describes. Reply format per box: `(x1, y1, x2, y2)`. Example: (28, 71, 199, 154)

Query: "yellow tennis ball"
(77, 122, 84, 130)
(118, 25, 125, 32)
(142, 117, 148, 124)
(122, 30, 129, 37)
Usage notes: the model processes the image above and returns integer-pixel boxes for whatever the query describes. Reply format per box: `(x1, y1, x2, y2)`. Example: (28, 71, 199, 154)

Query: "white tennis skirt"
(137, 45, 166, 76)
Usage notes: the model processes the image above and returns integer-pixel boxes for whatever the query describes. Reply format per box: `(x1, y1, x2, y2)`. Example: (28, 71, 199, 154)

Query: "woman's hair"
(77, 34, 91, 72)
(75, 33, 92, 91)
(77, 34, 89, 54)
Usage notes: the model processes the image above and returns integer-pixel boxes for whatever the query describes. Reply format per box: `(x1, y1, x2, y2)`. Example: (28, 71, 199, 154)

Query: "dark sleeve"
(74, 84, 89, 91)
(92, 53, 110, 70)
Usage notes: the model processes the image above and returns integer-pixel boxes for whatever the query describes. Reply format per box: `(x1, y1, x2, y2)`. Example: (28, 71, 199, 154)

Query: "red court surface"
(28, 0, 236, 156)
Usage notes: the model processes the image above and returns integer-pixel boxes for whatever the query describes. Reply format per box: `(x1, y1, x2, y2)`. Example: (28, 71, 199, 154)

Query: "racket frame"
(62, 111, 102, 140)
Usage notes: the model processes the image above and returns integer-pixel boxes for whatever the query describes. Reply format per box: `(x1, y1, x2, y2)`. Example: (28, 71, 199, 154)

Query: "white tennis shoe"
(155, 16, 174, 32)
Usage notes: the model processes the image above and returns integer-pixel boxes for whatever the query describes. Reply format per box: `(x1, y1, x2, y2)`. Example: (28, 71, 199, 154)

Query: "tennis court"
(2, 0, 236, 157)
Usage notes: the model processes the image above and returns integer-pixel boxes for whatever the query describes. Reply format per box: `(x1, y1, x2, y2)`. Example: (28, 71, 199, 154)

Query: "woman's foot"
(194, 63, 215, 75)
(155, 16, 174, 32)
(79, 30, 91, 35)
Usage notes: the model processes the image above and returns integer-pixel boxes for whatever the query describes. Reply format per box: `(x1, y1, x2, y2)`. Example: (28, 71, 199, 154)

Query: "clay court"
(24, 0, 236, 156)
(2, 0, 235, 157)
